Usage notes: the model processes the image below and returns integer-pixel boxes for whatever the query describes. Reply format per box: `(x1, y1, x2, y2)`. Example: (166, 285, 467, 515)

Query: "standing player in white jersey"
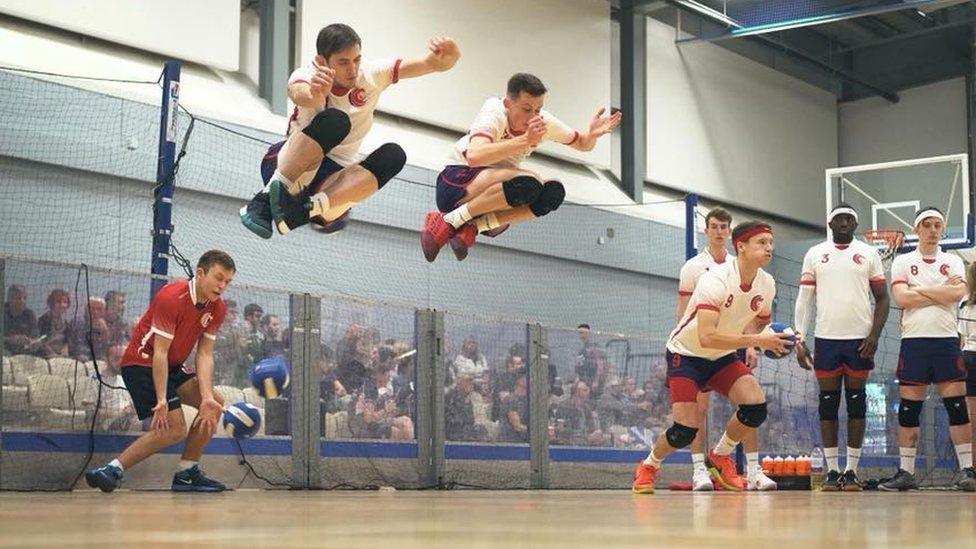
(676, 208, 774, 491)
(879, 207, 975, 491)
(240, 23, 460, 238)
(633, 221, 793, 494)
(958, 262, 976, 462)
(419, 73, 621, 261)
(793, 204, 889, 491)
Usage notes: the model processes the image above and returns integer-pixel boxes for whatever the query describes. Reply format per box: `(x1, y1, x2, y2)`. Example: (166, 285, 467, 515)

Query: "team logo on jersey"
(200, 312, 213, 328)
(349, 88, 368, 107)
(750, 295, 764, 312)
(853, 254, 865, 265)
(940, 264, 950, 276)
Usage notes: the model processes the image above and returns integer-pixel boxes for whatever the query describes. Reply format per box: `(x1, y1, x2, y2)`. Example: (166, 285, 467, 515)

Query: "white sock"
(443, 204, 473, 229)
(712, 433, 737, 456)
(846, 447, 861, 473)
(108, 458, 124, 472)
(643, 450, 663, 469)
(308, 192, 331, 218)
(900, 447, 917, 474)
(177, 460, 198, 473)
(692, 453, 706, 474)
(323, 201, 354, 222)
(956, 444, 973, 469)
(272, 170, 299, 195)
(746, 452, 760, 476)
(474, 212, 501, 233)
(824, 447, 839, 472)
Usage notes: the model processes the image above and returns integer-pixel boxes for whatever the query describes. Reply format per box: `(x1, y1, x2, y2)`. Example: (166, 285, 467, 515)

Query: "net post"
(415, 308, 445, 488)
(529, 323, 550, 489)
(305, 294, 322, 488)
(288, 293, 310, 489)
(151, 61, 181, 299)
(684, 193, 698, 260)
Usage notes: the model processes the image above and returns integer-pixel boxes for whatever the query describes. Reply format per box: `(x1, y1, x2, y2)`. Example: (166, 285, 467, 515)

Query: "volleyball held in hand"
(763, 322, 797, 359)
(249, 356, 290, 398)
(222, 402, 262, 438)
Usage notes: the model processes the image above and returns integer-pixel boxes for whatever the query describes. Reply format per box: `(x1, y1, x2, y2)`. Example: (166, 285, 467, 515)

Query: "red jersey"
(121, 279, 226, 370)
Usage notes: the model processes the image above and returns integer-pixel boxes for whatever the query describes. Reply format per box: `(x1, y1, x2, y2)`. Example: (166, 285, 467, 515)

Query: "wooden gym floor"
(0, 489, 973, 547)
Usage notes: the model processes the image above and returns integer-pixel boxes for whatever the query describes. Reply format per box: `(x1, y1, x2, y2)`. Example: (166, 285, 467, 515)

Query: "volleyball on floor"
(763, 322, 797, 359)
(250, 356, 290, 398)
(222, 402, 262, 438)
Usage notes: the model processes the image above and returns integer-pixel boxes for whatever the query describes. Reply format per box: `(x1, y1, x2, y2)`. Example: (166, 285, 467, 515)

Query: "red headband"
(732, 225, 772, 249)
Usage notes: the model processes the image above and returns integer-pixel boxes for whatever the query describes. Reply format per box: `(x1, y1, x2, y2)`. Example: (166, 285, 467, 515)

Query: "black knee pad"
(943, 396, 970, 426)
(736, 402, 767, 428)
(502, 176, 543, 207)
(845, 388, 867, 420)
(301, 108, 351, 153)
(529, 180, 566, 218)
(665, 422, 698, 449)
(898, 399, 923, 428)
(360, 143, 406, 189)
(819, 390, 841, 421)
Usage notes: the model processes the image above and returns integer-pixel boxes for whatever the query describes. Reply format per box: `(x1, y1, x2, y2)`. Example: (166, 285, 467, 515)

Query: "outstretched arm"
(567, 107, 622, 152)
(398, 36, 461, 80)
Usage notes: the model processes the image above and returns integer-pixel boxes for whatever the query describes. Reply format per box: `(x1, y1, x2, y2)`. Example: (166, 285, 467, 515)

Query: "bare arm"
(150, 335, 173, 431)
(697, 308, 788, 353)
(566, 108, 621, 152)
(675, 295, 691, 325)
(193, 336, 222, 435)
(287, 56, 333, 109)
(397, 36, 460, 80)
(914, 276, 967, 305)
(464, 135, 535, 168)
(892, 283, 941, 308)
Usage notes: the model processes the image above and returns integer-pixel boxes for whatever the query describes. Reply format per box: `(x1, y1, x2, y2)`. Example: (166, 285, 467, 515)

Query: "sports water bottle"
(810, 447, 824, 491)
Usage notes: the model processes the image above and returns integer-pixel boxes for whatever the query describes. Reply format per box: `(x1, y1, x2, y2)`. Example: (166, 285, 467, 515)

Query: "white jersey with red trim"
(798, 239, 885, 339)
(891, 248, 965, 338)
(958, 301, 976, 352)
(448, 97, 579, 169)
(678, 248, 733, 297)
(286, 58, 401, 167)
(667, 260, 775, 360)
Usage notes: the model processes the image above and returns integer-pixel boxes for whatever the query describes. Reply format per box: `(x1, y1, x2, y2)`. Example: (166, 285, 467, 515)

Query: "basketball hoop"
(862, 229, 905, 269)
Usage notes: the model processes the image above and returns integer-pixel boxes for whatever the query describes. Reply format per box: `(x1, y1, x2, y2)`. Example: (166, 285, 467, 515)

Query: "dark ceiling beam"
(827, 14, 976, 55)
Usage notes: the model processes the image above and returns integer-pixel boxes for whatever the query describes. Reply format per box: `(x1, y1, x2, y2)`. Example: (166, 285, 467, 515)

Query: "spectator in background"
(349, 362, 414, 440)
(82, 344, 136, 432)
(240, 303, 265, 365)
(4, 284, 38, 356)
(453, 336, 488, 378)
(337, 323, 369, 392)
(38, 288, 72, 358)
(498, 374, 529, 443)
(574, 323, 600, 389)
(69, 297, 109, 361)
(103, 290, 129, 347)
(213, 299, 243, 385)
(318, 345, 347, 414)
(445, 374, 488, 442)
(596, 379, 634, 430)
(260, 314, 287, 358)
(554, 380, 605, 446)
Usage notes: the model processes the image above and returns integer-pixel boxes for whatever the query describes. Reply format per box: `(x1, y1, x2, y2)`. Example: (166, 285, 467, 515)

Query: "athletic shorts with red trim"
(436, 165, 486, 212)
(261, 140, 343, 190)
(665, 351, 753, 403)
(813, 338, 874, 379)
(897, 337, 966, 386)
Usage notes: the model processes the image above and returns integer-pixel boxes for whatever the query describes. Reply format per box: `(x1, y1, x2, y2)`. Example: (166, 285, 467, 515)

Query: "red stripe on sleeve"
(892, 279, 908, 286)
(678, 290, 693, 296)
(696, 304, 719, 312)
(391, 58, 402, 84)
(469, 132, 494, 142)
(565, 130, 580, 146)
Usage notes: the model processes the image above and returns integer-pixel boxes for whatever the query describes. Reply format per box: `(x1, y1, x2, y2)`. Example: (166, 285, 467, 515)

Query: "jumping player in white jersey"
(793, 204, 889, 491)
(633, 221, 793, 494)
(419, 73, 621, 261)
(677, 208, 773, 491)
(240, 23, 460, 238)
(880, 207, 975, 491)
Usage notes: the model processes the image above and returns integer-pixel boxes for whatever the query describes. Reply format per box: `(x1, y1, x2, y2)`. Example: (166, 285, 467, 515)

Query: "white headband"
(828, 207, 858, 223)
(914, 209, 945, 227)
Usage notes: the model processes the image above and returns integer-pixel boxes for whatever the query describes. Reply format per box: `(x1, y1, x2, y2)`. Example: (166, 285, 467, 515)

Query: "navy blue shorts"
(436, 165, 486, 212)
(120, 365, 196, 421)
(962, 351, 976, 396)
(665, 351, 753, 403)
(897, 337, 966, 386)
(261, 140, 344, 193)
(813, 338, 874, 379)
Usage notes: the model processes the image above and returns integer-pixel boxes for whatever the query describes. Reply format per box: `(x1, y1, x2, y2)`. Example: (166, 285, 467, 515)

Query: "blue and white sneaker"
(240, 191, 273, 239)
(85, 465, 123, 493)
(171, 465, 227, 492)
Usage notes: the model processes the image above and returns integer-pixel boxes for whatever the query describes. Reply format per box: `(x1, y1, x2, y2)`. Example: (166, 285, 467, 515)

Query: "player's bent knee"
(845, 388, 867, 420)
(819, 390, 842, 421)
(943, 395, 970, 425)
(301, 108, 351, 153)
(736, 402, 767, 428)
(360, 143, 406, 189)
(529, 180, 565, 217)
(898, 398, 923, 428)
(502, 176, 544, 206)
(665, 422, 698, 449)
